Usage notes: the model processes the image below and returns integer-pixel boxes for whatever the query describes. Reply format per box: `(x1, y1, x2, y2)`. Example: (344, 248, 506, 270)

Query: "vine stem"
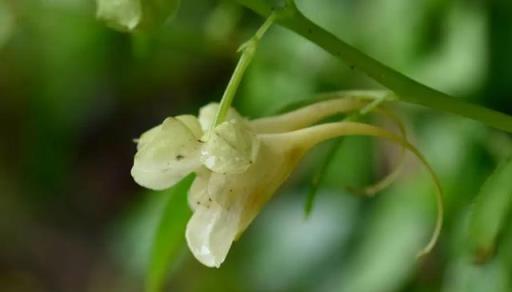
(232, 0, 512, 133)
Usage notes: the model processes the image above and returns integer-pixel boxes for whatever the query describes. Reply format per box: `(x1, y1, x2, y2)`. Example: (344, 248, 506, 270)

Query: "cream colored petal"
(198, 102, 245, 132)
(200, 119, 260, 174)
(198, 103, 217, 131)
(188, 168, 211, 211)
(186, 200, 241, 268)
(186, 142, 305, 267)
(176, 115, 203, 138)
(131, 117, 202, 190)
(136, 124, 162, 151)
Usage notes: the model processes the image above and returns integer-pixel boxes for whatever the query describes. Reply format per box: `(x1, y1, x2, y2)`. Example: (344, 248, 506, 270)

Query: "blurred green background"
(1, 0, 512, 291)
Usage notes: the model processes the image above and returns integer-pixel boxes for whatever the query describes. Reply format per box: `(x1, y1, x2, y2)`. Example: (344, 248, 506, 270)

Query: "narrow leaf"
(146, 173, 195, 292)
(468, 157, 512, 263)
(305, 138, 343, 217)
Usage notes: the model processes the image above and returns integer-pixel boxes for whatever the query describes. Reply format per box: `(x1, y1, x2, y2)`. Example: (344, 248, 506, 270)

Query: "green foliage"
(146, 174, 195, 292)
(468, 158, 512, 263)
(0, 0, 14, 49)
(97, 0, 181, 32)
(304, 139, 342, 217)
(339, 183, 430, 292)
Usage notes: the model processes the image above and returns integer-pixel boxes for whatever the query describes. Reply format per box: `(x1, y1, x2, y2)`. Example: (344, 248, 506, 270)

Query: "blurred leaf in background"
(468, 158, 512, 263)
(0, 0, 14, 49)
(146, 174, 194, 292)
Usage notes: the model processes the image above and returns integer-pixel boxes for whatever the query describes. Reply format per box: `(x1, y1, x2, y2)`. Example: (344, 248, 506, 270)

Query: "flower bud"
(96, 0, 180, 32)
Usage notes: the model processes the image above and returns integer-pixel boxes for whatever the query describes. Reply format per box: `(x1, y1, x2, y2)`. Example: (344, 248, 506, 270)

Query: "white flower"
(131, 92, 442, 268)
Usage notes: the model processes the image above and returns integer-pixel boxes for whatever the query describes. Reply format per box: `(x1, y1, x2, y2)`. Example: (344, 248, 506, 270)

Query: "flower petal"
(176, 115, 203, 138)
(200, 119, 260, 174)
(186, 142, 305, 267)
(186, 198, 240, 268)
(136, 124, 162, 151)
(131, 117, 202, 190)
(188, 168, 211, 211)
(198, 102, 245, 132)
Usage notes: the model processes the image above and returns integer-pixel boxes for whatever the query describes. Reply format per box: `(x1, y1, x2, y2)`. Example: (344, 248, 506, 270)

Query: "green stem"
(211, 12, 276, 129)
(211, 47, 254, 128)
(233, 0, 512, 133)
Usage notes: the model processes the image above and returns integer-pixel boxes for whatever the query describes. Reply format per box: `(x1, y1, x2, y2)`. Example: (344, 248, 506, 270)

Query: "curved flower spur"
(131, 91, 444, 268)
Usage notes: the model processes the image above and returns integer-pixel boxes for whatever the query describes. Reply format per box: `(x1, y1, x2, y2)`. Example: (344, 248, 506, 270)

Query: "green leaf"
(146, 173, 195, 292)
(304, 138, 343, 217)
(96, 0, 181, 32)
(468, 157, 512, 263)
